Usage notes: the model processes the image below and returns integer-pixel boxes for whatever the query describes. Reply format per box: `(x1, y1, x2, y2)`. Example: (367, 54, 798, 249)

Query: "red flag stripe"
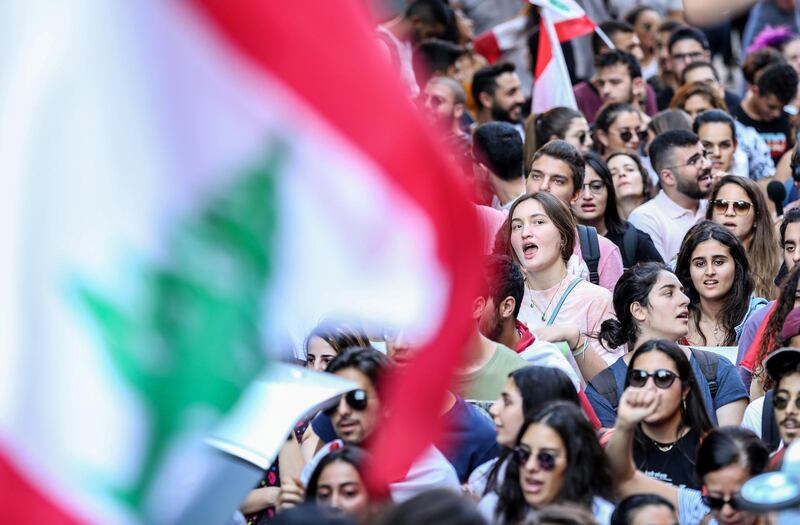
(535, 18, 552, 79)
(554, 15, 595, 42)
(473, 31, 502, 64)
(188, 1, 483, 489)
(0, 447, 84, 525)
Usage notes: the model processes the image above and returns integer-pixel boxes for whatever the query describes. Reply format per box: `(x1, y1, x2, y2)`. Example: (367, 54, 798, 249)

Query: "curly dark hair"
(753, 265, 800, 389)
(674, 221, 753, 346)
(495, 401, 613, 524)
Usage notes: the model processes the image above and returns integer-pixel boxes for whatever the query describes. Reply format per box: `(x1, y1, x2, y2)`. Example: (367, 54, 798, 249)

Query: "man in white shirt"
(628, 129, 713, 262)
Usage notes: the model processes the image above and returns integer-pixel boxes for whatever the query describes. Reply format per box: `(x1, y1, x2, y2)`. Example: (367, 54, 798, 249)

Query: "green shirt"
(454, 344, 528, 402)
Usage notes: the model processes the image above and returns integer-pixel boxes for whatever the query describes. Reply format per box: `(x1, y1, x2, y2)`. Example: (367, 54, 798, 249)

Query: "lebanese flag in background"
(0, 0, 481, 523)
(530, 0, 597, 112)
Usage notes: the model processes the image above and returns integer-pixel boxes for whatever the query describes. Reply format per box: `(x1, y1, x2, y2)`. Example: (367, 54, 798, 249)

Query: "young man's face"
(682, 65, 723, 97)
(775, 372, 800, 445)
(330, 367, 381, 445)
(698, 122, 737, 174)
(489, 72, 525, 124)
(612, 31, 644, 62)
(784, 222, 800, 270)
(596, 64, 634, 104)
(477, 296, 505, 343)
(750, 88, 785, 122)
(669, 39, 708, 80)
(526, 154, 577, 205)
(423, 82, 461, 128)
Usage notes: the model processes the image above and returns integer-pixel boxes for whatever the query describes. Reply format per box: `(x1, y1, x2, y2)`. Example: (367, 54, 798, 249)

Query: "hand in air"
(617, 387, 659, 429)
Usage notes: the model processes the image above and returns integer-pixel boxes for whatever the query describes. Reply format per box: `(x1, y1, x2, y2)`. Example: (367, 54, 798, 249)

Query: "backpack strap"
(577, 224, 601, 285)
(546, 278, 583, 326)
(689, 348, 719, 400)
(762, 389, 781, 453)
(621, 224, 639, 269)
(588, 367, 621, 411)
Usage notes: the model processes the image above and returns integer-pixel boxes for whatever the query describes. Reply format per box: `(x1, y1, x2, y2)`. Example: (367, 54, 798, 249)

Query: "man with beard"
(470, 62, 525, 131)
(762, 340, 800, 456)
(628, 129, 713, 262)
(574, 50, 651, 123)
(298, 347, 461, 501)
(423, 76, 470, 151)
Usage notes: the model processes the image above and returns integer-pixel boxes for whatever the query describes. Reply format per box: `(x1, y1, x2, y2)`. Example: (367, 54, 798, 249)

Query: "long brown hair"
(493, 192, 577, 266)
(705, 176, 779, 299)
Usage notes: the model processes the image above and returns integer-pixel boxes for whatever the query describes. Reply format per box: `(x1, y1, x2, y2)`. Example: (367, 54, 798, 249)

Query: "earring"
(682, 398, 687, 413)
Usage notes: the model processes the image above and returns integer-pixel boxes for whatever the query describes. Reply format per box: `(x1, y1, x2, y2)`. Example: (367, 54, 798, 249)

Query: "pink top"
(518, 274, 621, 365)
(573, 232, 624, 294)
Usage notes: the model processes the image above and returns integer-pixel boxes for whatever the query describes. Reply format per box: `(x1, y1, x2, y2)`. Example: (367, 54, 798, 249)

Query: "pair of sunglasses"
(323, 389, 368, 416)
(619, 129, 648, 143)
(629, 368, 680, 389)
(773, 394, 800, 410)
(702, 493, 743, 510)
(512, 446, 558, 471)
(710, 199, 753, 216)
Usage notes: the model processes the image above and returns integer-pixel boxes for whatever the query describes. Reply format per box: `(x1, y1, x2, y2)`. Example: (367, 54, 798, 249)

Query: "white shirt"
(742, 395, 766, 438)
(628, 190, 708, 263)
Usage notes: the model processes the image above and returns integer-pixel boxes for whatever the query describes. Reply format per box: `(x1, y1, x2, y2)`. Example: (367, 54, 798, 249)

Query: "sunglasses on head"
(773, 394, 800, 410)
(618, 129, 648, 143)
(323, 389, 368, 416)
(710, 199, 753, 216)
(702, 493, 743, 511)
(512, 446, 558, 471)
(629, 368, 680, 389)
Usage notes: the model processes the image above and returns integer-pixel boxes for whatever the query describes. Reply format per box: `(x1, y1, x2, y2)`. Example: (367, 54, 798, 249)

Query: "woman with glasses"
(594, 102, 646, 158)
(609, 378, 770, 525)
(524, 107, 593, 170)
(588, 263, 748, 429)
(675, 221, 768, 348)
(494, 192, 618, 363)
(573, 153, 662, 269)
(611, 340, 713, 489)
(469, 366, 581, 498)
(481, 401, 614, 525)
(705, 176, 780, 300)
(606, 151, 655, 220)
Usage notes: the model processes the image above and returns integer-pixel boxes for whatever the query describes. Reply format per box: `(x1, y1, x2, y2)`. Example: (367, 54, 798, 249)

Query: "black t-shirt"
(633, 428, 701, 489)
(732, 104, 794, 163)
(605, 223, 664, 269)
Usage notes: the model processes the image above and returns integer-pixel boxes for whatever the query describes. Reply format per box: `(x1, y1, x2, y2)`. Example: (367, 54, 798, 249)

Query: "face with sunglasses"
(572, 166, 607, 223)
(599, 111, 643, 155)
(775, 372, 800, 445)
(514, 423, 567, 507)
(702, 465, 754, 525)
(628, 351, 687, 425)
(562, 117, 593, 154)
(709, 183, 755, 245)
(328, 368, 380, 444)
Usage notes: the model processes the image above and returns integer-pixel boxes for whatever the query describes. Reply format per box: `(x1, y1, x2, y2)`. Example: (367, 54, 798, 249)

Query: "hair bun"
(599, 318, 627, 349)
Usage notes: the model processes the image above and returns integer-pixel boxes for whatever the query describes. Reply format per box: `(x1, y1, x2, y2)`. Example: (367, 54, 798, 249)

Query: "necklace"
(649, 436, 678, 452)
(527, 276, 566, 322)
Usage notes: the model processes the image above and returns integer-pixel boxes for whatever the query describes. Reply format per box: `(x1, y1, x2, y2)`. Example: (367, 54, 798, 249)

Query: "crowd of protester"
(239, 1, 800, 524)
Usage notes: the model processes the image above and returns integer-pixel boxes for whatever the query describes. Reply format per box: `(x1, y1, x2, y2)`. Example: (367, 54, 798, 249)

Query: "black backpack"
(761, 389, 782, 453)
(589, 348, 719, 411)
(578, 224, 601, 285)
(621, 224, 640, 269)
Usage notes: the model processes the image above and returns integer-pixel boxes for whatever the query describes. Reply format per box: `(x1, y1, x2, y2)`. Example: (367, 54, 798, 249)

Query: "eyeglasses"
(665, 150, 709, 170)
(773, 394, 800, 410)
(710, 199, 753, 216)
(629, 368, 680, 389)
(581, 181, 606, 195)
(512, 446, 559, 471)
(617, 128, 648, 144)
(702, 493, 743, 510)
(671, 51, 705, 63)
(323, 389, 369, 415)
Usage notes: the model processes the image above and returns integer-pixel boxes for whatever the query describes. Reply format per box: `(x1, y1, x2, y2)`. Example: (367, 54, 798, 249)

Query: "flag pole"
(594, 26, 616, 50)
